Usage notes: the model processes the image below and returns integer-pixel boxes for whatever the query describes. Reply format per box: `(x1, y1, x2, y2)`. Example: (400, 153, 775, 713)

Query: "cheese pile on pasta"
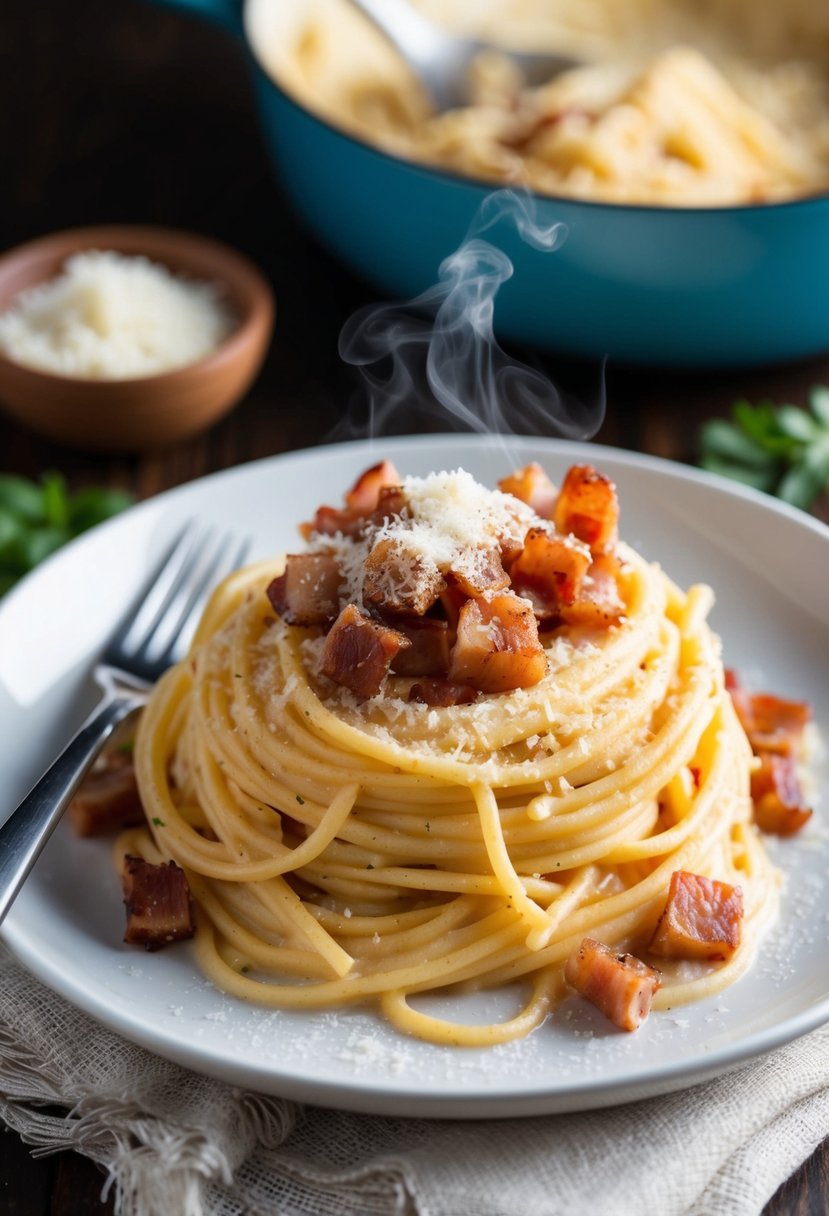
(125, 459, 787, 1045)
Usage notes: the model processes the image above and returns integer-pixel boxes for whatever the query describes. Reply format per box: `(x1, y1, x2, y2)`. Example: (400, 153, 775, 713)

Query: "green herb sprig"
(0, 472, 132, 595)
(699, 385, 829, 511)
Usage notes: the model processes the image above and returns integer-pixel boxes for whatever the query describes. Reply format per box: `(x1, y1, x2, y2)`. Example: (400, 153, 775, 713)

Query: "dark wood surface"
(1, 1, 828, 1211)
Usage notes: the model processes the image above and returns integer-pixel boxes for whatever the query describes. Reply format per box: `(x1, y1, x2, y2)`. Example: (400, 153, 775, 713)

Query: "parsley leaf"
(699, 386, 829, 510)
(0, 473, 132, 595)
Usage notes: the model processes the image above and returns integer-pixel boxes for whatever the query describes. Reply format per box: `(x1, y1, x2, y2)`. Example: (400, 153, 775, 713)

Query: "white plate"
(2, 435, 829, 1119)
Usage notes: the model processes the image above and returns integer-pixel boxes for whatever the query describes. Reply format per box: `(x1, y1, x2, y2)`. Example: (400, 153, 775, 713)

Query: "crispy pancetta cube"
(649, 871, 743, 962)
(362, 538, 445, 617)
(299, 461, 402, 542)
(299, 505, 365, 542)
(390, 617, 451, 677)
(448, 590, 547, 693)
(266, 553, 342, 626)
(344, 460, 401, 513)
(498, 463, 557, 519)
(69, 747, 145, 837)
(369, 485, 409, 527)
(122, 855, 195, 951)
(321, 603, 410, 698)
(565, 937, 661, 1032)
(726, 671, 811, 756)
(509, 526, 591, 612)
(553, 464, 619, 554)
(447, 547, 510, 598)
(559, 553, 625, 627)
(751, 753, 812, 836)
(408, 678, 479, 707)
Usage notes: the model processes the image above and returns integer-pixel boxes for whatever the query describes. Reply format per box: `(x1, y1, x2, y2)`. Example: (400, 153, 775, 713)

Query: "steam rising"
(335, 189, 605, 441)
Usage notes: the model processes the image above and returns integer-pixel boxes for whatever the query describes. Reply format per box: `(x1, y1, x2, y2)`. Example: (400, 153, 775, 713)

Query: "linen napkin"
(1, 943, 827, 1216)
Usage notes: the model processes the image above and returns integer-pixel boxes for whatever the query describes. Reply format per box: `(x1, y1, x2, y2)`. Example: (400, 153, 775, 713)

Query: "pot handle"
(150, 0, 244, 37)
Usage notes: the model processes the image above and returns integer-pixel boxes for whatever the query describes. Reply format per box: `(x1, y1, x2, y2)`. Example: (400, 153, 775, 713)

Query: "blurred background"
(4, 0, 829, 490)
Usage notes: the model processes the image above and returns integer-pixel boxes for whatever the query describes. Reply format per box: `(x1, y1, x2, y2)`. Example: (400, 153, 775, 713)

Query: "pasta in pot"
(256, 0, 829, 206)
(123, 463, 783, 1045)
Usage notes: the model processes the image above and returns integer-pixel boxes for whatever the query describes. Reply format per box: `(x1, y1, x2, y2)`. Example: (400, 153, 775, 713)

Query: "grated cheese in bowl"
(0, 250, 235, 380)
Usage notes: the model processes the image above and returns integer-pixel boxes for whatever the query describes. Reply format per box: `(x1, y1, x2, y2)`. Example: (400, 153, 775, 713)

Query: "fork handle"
(0, 692, 143, 927)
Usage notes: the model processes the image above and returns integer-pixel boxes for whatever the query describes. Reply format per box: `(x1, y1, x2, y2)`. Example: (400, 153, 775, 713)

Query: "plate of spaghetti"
(1, 435, 828, 1117)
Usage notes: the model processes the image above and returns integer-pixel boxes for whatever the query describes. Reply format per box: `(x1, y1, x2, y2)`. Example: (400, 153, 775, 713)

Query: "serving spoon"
(345, 0, 581, 112)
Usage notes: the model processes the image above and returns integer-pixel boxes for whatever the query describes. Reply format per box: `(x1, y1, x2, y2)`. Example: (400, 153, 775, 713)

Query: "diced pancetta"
(266, 553, 342, 626)
(299, 505, 366, 542)
(447, 547, 510, 598)
(564, 937, 661, 1032)
(369, 485, 409, 527)
(448, 590, 547, 693)
(363, 537, 446, 617)
(69, 748, 145, 837)
(553, 464, 619, 554)
(344, 460, 401, 513)
(498, 462, 558, 519)
(725, 670, 811, 756)
(298, 462, 402, 542)
(509, 526, 591, 612)
(321, 603, 410, 697)
(751, 753, 813, 836)
(122, 855, 195, 950)
(390, 617, 451, 676)
(649, 871, 743, 961)
(725, 672, 813, 834)
(409, 678, 479, 707)
(559, 553, 625, 627)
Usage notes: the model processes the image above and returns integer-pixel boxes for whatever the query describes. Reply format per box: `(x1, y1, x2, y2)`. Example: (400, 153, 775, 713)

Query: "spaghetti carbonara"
(122, 459, 788, 1045)
(254, 0, 829, 205)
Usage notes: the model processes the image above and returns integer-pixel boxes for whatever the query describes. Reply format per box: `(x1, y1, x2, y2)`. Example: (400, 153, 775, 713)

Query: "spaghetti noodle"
(126, 462, 780, 1045)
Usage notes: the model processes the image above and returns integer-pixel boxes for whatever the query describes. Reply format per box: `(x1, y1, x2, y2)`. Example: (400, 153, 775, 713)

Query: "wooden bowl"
(0, 225, 275, 452)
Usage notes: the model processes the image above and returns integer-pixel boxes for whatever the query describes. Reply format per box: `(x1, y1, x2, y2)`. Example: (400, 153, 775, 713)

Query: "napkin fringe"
(0, 1019, 296, 1216)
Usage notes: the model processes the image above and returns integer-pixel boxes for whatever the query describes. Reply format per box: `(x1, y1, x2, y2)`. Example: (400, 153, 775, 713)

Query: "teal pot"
(156, 0, 829, 368)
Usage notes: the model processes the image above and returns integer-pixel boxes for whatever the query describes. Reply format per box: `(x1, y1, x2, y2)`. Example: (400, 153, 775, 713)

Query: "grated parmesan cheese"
(0, 250, 235, 379)
(387, 469, 535, 576)
(308, 468, 538, 611)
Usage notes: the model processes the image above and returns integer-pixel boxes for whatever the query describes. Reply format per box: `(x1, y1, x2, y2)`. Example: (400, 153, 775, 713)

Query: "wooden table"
(1, 1, 828, 1211)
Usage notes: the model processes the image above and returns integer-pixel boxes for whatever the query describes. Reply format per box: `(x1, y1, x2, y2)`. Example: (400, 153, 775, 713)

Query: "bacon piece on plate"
(509, 527, 591, 612)
(122, 855, 195, 951)
(344, 460, 401, 513)
(321, 603, 410, 698)
(409, 678, 479, 707)
(649, 871, 743, 962)
(553, 464, 619, 554)
(559, 553, 626, 627)
(363, 538, 446, 617)
(750, 753, 812, 836)
(69, 747, 145, 837)
(564, 937, 661, 1032)
(448, 590, 546, 693)
(391, 617, 451, 676)
(498, 463, 557, 519)
(266, 553, 342, 626)
(725, 670, 811, 756)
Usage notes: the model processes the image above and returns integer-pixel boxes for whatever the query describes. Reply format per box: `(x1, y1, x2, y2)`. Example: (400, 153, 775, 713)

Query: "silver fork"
(0, 521, 248, 926)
